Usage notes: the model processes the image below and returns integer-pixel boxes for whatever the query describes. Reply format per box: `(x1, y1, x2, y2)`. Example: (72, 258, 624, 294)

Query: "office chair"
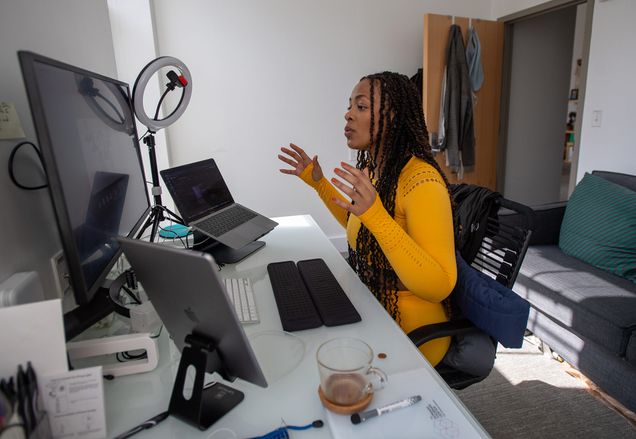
(408, 194, 535, 390)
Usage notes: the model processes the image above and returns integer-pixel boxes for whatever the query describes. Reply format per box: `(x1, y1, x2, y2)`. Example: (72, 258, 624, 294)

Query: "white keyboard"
(224, 277, 259, 324)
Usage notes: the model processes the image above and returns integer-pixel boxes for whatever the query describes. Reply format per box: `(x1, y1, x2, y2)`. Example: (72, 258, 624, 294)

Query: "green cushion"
(559, 172, 636, 283)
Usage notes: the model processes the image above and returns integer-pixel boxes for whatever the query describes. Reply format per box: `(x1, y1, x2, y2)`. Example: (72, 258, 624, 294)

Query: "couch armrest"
(529, 202, 567, 245)
(500, 201, 566, 246)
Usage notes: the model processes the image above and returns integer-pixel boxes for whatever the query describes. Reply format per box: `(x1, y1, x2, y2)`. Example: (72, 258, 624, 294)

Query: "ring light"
(132, 56, 192, 242)
(132, 56, 192, 132)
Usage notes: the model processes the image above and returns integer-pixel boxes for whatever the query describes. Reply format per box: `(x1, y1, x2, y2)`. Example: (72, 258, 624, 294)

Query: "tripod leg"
(136, 210, 156, 240)
(162, 206, 186, 225)
(149, 208, 162, 242)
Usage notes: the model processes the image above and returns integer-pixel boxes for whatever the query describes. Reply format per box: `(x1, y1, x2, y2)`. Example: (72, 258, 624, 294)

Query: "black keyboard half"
(267, 258, 361, 332)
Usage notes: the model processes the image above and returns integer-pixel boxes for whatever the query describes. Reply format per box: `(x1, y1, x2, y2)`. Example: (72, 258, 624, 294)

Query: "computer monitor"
(18, 51, 151, 339)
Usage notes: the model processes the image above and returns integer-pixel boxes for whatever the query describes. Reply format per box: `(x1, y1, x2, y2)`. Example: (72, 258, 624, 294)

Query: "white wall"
(576, 0, 636, 178)
(107, 0, 174, 212)
(491, 0, 547, 18)
(0, 0, 117, 298)
(149, 0, 493, 248)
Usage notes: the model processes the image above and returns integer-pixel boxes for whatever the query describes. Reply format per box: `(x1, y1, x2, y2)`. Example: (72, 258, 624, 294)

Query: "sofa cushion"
(592, 170, 636, 192)
(627, 333, 636, 367)
(516, 245, 636, 356)
(559, 172, 636, 283)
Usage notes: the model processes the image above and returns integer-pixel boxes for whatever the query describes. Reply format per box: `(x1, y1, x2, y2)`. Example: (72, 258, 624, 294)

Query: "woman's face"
(344, 79, 381, 151)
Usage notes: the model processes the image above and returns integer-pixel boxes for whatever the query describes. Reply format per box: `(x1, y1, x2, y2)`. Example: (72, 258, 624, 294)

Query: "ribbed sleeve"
(299, 164, 349, 228)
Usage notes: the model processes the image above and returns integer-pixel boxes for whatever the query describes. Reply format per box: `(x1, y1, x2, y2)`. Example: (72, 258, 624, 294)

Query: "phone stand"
(169, 333, 244, 430)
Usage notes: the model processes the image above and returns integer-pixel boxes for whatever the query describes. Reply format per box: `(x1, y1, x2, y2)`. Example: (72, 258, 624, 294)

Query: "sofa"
(504, 170, 636, 412)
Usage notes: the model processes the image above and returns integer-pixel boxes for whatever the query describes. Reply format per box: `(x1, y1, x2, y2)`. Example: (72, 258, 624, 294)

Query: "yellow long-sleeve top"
(299, 157, 457, 366)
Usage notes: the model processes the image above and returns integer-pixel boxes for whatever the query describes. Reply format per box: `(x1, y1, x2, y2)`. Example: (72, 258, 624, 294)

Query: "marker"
(113, 411, 169, 439)
(351, 395, 422, 425)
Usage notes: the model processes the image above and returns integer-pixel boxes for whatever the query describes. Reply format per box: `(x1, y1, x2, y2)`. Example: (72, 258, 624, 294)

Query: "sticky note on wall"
(0, 101, 26, 139)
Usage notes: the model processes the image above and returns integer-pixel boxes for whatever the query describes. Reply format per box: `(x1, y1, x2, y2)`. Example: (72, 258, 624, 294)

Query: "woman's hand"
(331, 162, 377, 216)
(278, 143, 323, 182)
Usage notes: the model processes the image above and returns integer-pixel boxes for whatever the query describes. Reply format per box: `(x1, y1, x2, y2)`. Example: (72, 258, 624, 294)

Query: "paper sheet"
(323, 368, 488, 439)
(40, 366, 107, 439)
(0, 102, 26, 139)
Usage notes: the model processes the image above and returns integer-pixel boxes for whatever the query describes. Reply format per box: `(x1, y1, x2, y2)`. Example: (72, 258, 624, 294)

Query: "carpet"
(456, 338, 636, 438)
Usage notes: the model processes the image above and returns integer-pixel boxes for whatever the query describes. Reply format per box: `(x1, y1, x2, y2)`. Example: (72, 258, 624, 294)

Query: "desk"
(105, 215, 490, 438)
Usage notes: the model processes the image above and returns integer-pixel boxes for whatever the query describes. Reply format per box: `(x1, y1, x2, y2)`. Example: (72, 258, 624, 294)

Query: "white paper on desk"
(324, 368, 486, 439)
(0, 299, 68, 378)
(40, 366, 107, 439)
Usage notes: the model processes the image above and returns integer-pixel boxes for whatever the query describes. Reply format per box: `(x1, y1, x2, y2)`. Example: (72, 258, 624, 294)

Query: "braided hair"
(347, 72, 452, 321)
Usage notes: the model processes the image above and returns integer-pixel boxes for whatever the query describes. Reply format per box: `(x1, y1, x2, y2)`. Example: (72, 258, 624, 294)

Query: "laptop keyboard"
(197, 205, 257, 236)
(267, 259, 361, 332)
(224, 277, 259, 324)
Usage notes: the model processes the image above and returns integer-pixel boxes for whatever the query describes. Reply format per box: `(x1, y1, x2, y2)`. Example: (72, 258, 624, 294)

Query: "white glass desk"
(105, 215, 490, 438)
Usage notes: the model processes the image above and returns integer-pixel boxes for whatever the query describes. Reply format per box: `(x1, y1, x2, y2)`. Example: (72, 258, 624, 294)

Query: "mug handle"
(365, 366, 388, 393)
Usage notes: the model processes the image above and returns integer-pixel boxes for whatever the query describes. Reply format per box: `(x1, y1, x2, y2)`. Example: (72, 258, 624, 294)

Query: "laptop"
(160, 158, 277, 249)
(117, 237, 267, 388)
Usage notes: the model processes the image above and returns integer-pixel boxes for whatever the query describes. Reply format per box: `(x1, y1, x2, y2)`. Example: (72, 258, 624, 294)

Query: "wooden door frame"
(496, 0, 595, 197)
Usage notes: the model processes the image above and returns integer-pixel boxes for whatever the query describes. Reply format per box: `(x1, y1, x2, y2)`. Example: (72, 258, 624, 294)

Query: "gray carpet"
(456, 338, 636, 438)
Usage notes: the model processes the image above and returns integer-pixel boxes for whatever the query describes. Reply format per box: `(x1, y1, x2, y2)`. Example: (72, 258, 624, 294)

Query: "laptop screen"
(161, 158, 234, 223)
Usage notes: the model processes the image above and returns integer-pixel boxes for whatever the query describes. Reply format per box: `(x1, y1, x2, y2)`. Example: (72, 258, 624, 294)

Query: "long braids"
(347, 72, 452, 321)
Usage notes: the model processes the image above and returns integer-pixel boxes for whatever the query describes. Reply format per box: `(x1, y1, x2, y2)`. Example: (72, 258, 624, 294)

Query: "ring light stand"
(133, 56, 193, 242)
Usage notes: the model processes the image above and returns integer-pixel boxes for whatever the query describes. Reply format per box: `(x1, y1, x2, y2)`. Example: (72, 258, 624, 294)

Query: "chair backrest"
(469, 197, 536, 289)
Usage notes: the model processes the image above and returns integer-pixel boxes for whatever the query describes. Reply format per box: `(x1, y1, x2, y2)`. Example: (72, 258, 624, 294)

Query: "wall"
(576, 0, 636, 178)
(107, 0, 174, 213)
(0, 0, 118, 298)
(149, 0, 493, 250)
(491, 0, 549, 18)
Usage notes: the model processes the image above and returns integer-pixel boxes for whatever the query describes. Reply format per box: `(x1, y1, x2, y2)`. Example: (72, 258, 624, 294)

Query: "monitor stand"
(169, 333, 244, 430)
(191, 231, 265, 264)
(64, 272, 159, 377)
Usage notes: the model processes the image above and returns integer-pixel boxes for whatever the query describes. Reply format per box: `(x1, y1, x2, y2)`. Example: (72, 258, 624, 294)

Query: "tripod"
(136, 131, 185, 242)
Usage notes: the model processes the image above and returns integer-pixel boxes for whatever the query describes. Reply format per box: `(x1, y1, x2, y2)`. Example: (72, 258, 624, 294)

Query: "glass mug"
(316, 337, 387, 406)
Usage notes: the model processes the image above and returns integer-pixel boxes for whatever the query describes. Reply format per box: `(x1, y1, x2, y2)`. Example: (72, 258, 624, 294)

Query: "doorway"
(498, 1, 591, 205)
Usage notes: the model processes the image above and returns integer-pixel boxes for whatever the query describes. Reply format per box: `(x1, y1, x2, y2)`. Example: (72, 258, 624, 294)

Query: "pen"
(351, 395, 422, 425)
(113, 411, 169, 439)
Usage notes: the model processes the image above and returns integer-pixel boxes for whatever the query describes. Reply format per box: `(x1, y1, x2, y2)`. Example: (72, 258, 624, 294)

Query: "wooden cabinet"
(422, 14, 504, 190)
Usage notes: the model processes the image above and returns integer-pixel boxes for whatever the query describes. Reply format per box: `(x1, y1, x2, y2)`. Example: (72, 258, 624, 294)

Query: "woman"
(278, 72, 456, 366)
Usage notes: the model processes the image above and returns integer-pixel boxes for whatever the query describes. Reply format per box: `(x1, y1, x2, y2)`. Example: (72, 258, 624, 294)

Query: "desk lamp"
(132, 56, 192, 242)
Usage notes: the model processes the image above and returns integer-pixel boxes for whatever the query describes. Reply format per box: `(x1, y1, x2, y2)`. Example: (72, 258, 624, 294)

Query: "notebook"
(160, 158, 277, 249)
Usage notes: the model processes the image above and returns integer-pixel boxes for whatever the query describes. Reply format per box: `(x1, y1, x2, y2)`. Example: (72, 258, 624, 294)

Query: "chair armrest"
(407, 318, 480, 347)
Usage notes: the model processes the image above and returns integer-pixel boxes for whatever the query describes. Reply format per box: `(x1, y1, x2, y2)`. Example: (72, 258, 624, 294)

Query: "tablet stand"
(169, 333, 244, 430)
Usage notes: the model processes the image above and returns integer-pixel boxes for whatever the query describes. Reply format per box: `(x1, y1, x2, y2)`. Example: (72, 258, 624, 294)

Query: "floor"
(456, 336, 636, 438)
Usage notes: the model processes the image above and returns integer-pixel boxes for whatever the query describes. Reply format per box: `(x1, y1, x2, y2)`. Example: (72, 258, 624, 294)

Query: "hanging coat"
(438, 25, 475, 177)
(466, 26, 484, 92)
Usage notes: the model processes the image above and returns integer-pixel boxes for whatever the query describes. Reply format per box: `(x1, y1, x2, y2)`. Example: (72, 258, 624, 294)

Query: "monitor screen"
(19, 51, 150, 337)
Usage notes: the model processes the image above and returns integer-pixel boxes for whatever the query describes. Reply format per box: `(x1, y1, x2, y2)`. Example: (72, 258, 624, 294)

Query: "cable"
(153, 87, 172, 120)
(249, 420, 324, 439)
(8, 141, 47, 190)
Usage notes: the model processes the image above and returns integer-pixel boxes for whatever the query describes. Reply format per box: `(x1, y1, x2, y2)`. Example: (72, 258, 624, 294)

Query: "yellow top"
(299, 157, 457, 365)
